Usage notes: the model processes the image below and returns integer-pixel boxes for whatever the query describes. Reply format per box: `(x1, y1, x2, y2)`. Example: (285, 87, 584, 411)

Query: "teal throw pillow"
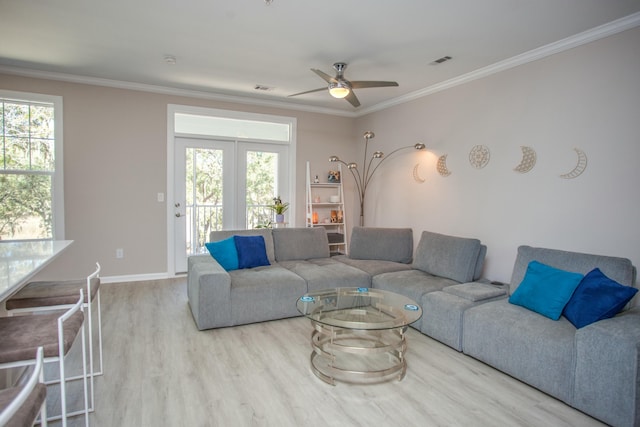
(205, 237, 239, 271)
(509, 261, 583, 320)
(234, 235, 270, 269)
(563, 268, 638, 328)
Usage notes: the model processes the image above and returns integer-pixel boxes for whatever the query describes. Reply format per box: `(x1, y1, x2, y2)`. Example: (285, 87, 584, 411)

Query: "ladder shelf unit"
(305, 161, 347, 255)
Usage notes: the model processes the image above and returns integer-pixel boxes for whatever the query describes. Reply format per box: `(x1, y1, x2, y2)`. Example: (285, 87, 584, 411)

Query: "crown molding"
(0, 65, 358, 118)
(1, 11, 638, 118)
(359, 11, 640, 116)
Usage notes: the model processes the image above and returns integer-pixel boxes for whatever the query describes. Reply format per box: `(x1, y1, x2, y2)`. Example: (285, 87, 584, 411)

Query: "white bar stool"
(0, 291, 89, 427)
(6, 263, 102, 411)
(0, 347, 47, 427)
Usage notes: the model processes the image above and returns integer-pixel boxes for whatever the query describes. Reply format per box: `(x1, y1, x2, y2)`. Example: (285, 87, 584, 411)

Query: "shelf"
(307, 161, 348, 255)
(310, 183, 341, 187)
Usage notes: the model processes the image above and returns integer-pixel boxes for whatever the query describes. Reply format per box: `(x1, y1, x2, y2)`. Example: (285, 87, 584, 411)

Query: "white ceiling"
(1, 0, 640, 116)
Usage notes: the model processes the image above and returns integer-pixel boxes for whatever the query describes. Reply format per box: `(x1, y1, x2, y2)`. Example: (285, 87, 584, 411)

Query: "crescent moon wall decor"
(413, 163, 426, 183)
(559, 148, 588, 179)
(469, 145, 490, 169)
(436, 154, 452, 177)
(513, 146, 537, 173)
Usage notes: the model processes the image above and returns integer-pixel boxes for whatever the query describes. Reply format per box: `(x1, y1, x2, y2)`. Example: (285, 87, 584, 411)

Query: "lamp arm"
(349, 167, 365, 205)
(364, 145, 414, 189)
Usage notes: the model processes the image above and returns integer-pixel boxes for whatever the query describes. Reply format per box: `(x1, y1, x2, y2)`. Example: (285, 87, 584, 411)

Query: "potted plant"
(269, 196, 289, 223)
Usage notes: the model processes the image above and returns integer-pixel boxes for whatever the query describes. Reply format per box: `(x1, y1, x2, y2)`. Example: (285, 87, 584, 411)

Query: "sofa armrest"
(187, 255, 232, 330)
(573, 307, 640, 427)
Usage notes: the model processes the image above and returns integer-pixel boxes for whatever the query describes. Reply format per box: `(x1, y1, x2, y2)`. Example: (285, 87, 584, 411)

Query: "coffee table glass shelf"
(297, 287, 422, 385)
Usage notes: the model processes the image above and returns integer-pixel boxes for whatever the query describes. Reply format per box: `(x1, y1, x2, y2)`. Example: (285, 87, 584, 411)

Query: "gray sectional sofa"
(187, 226, 639, 427)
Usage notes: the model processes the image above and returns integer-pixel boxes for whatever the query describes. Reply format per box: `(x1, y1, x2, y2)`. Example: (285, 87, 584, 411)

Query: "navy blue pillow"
(234, 235, 270, 269)
(563, 268, 638, 328)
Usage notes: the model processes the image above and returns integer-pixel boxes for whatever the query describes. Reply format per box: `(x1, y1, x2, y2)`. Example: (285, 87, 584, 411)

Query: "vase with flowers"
(269, 196, 289, 223)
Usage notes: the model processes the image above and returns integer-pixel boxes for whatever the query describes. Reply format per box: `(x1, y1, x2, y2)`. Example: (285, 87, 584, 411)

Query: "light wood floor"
(57, 278, 605, 427)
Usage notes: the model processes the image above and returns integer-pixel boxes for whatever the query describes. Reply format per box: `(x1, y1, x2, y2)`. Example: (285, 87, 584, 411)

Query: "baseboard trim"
(101, 272, 183, 284)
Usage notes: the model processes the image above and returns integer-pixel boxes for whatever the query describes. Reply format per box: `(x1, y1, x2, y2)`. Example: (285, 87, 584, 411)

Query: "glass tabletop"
(297, 287, 422, 330)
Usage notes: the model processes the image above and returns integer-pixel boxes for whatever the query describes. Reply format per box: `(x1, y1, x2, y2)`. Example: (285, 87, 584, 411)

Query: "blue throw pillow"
(563, 268, 638, 328)
(509, 261, 583, 320)
(205, 237, 239, 271)
(234, 235, 270, 269)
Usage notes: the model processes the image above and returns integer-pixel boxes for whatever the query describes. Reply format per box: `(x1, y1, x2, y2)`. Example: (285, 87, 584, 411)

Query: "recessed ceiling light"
(164, 55, 177, 65)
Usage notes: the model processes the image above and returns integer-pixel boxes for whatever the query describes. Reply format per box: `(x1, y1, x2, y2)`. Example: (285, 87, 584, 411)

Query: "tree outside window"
(0, 99, 55, 240)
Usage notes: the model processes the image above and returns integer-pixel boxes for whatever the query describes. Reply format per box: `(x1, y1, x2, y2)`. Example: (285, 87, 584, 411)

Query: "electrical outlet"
(116, 248, 124, 259)
(157, 192, 165, 202)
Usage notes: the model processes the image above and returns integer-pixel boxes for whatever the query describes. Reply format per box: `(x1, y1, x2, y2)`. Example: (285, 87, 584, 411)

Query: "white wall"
(356, 27, 640, 284)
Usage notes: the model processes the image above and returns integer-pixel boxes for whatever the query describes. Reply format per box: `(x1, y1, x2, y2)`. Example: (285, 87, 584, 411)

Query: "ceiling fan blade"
(345, 90, 361, 108)
(311, 69, 337, 84)
(289, 87, 326, 97)
(350, 81, 399, 89)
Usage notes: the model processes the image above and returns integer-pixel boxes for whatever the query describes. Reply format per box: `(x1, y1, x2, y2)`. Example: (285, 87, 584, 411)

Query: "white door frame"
(167, 104, 297, 276)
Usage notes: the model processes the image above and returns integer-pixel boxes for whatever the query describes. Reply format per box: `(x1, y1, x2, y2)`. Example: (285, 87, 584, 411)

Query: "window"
(0, 91, 64, 241)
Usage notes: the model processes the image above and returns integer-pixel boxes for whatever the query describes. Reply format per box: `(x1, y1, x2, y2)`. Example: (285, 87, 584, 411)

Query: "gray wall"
(355, 26, 640, 284)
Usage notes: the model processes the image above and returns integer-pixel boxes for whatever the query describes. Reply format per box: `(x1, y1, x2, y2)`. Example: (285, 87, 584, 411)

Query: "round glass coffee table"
(297, 287, 422, 385)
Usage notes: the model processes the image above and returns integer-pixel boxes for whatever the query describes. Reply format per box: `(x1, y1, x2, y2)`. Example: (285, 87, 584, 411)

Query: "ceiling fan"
(289, 62, 399, 108)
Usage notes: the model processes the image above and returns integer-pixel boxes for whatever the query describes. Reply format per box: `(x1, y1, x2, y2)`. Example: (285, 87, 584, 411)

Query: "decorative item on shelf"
(328, 170, 341, 183)
(337, 210, 343, 223)
(312, 212, 319, 224)
(329, 195, 340, 203)
(313, 175, 320, 184)
(330, 210, 338, 223)
(268, 196, 289, 223)
(329, 131, 426, 226)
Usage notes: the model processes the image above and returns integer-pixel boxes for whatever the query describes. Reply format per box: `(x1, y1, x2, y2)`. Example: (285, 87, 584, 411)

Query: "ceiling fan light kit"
(328, 81, 351, 99)
(290, 62, 398, 108)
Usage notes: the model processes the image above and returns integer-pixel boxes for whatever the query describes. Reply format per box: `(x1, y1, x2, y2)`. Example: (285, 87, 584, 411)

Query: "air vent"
(430, 55, 452, 65)
(254, 85, 274, 91)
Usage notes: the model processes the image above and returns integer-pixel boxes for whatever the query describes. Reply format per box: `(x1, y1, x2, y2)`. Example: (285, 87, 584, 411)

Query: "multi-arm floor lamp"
(330, 131, 425, 226)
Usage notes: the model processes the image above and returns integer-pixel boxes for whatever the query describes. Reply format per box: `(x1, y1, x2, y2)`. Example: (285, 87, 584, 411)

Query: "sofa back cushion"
(272, 227, 330, 261)
(413, 231, 483, 283)
(210, 229, 276, 263)
(349, 227, 413, 263)
(510, 245, 636, 294)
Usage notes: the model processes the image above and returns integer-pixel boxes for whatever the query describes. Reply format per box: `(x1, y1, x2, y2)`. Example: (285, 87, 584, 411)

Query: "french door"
(173, 137, 289, 273)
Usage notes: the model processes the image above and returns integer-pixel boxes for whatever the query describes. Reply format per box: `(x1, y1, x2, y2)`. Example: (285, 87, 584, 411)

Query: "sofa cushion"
(563, 268, 638, 328)
(229, 265, 307, 325)
(510, 245, 635, 293)
(272, 227, 329, 261)
(278, 258, 370, 293)
(333, 255, 413, 276)
(204, 237, 239, 271)
(463, 298, 577, 404)
(210, 229, 276, 263)
(348, 227, 413, 263)
(508, 261, 583, 320)
(373, 269, 458, 309)
(234, 235, 270, 269)
(412, 231, 482, 283)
